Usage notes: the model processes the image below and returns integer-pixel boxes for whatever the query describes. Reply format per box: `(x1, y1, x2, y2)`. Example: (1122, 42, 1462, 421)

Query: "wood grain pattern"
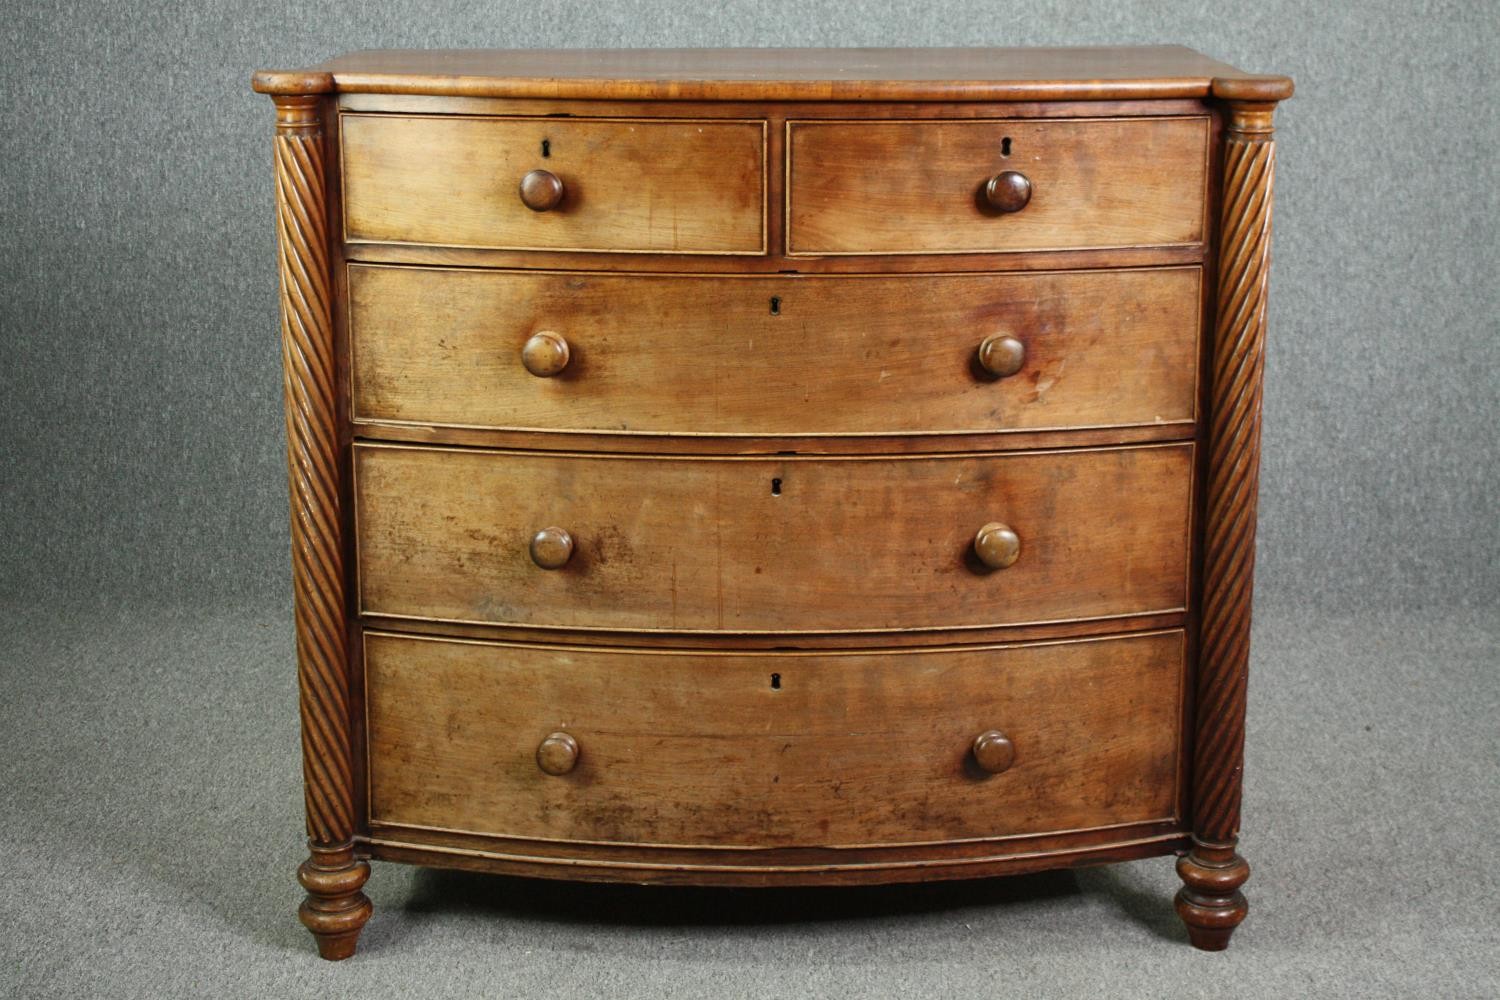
(341, 114, 766, 253)
(1195, 104, 1275, 843)
(347, 264, 1202, 437)
(350, 419, 1195, 457)
(255, 47, 1293, 103)
(250, 47, 1291, 954)
(787, 117, 1208, 255)
(364, 629, 1184, 847)
(1176, 98, 1280, 951)
(267, 92, 370, 960)
(359, 609, 1190, 652)
(344, 239, 1206, 275)
(362, 824, 1191, 886)
(353, 442, 1193, 634)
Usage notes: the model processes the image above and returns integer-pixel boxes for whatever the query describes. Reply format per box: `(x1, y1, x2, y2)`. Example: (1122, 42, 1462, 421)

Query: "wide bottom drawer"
(364, 629, 1185, 849)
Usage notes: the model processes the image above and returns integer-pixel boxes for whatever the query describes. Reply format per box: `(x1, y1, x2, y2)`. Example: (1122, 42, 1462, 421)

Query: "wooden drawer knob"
(521, 331, 571, 377)
(519, 169, 565, 212)
(982, 170, 1032, 213)
(536, 732, 579, 775)
(972, 730, 1016, 774)
(529, 527, 574, 569)
(978, 334, 1026, 378)
(973, 522, 1021, 569)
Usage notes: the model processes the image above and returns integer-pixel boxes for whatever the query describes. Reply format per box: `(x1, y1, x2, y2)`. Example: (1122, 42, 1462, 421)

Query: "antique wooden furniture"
(251, 47, 1290, 959)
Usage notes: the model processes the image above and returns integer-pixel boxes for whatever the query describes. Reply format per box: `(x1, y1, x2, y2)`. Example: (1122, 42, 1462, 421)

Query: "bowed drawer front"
(341, 114, 768, 253)
(348, 264, 1202, 437)
(786, 117, 1210, 255)
(256, 45, 1289, 959)
(353, 442, 1193, 633)
(364, 629, 1185, 847)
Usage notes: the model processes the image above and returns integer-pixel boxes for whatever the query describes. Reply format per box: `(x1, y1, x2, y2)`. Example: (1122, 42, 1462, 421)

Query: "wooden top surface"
(252, 46, 1292, 103)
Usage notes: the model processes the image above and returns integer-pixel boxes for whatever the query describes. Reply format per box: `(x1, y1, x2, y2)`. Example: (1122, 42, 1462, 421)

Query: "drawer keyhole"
(770, 673, 781, 690)
(541, 138, 551, 158)
(771, 477, 782, 496)
(1001, 136, 1012, 157)
(769, 296, 781, 315)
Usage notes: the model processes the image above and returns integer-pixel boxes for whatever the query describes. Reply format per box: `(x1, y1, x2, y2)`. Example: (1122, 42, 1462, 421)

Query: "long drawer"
(353, 442, 1193, 633)
(341, 114, 767, 254)
(364, 629, 1185, 847)
(787, 117, 1209, 255)
(348, 264, 1202, 437)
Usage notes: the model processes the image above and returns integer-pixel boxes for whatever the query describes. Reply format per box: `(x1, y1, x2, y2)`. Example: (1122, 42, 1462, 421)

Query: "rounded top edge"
(1211, 75, 1294, 103)
(251, 70, 336, 96)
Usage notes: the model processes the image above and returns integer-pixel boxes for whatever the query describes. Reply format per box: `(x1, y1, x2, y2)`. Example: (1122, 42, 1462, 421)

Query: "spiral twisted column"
(1177, 98, 1280, 951)
(259, 75, 372, 960)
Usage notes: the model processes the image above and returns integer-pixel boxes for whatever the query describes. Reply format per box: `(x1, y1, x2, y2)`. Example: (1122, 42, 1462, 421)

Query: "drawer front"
(354, 443, 1192, 633)
(341, 114, 767, 254)
(365, 629, 1185, 847)
(787, 117, 1208, 255)
(349, 264, 1201, 436)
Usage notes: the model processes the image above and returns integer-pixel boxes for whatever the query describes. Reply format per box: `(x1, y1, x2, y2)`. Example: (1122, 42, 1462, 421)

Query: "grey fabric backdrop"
(2, 0, 1497, 614)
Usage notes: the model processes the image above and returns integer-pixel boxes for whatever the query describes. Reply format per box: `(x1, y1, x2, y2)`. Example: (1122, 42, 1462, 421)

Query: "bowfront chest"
(252, 47, 1290, 959)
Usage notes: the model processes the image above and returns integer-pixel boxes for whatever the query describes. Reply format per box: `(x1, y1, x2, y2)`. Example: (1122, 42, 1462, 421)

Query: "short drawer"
(365, 629, 1185, 847)
(787, 117, 1208, 255)
(341, 114, 767, 254)
(353, 442, 1192, 633)
(349, 264, 1201, 437)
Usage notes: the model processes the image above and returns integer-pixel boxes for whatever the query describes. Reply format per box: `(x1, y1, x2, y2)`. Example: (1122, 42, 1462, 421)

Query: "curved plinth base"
(1174, 840, 1249, 951)
(298, 843, 373, 960)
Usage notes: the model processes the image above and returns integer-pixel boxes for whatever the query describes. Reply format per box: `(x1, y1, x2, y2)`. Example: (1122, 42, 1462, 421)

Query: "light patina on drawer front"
(353, 442, 1192, 634)
(787, 117, 1209, 255)
(348, 264, 1202, 438)
(341, 114, 767, 253)
(364, 629, 1185, 847)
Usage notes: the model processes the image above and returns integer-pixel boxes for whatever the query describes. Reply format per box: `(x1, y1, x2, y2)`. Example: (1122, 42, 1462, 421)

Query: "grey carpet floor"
(1, 600, 1496, 999)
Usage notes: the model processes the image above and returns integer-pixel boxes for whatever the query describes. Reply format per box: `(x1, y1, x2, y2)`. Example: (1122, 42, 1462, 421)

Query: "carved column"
(1177, 93, 1281, 951)
(255, 71, 372, 961)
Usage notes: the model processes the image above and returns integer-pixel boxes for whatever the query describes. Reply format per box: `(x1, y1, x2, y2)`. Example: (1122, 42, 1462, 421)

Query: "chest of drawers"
(252, 47, 1290, 959)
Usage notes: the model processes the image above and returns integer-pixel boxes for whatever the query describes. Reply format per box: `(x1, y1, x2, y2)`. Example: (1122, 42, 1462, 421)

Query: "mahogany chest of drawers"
(251, 47, 1290, 959)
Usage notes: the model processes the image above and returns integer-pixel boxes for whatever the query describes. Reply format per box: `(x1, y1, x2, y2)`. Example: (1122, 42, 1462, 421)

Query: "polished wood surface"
(354, 443, 1192, 633)
(973, 522, 1022, 570)
(341, 114, 766, 253)
(527, 526, 575, 570)
(1174, 98, 1281, 951)
(347, 264, 1202, 437)
(971, 730, 1018, 774)
(517, 169, 565, 212)
(254, 46, 1293, 103)
(255, 46, 1289, 957)
(267, 93, 373, 960)
(364, 629, 1184, 846)
(982, 170, 1033, 213)
(362, 826, 1191, 887)
(787, 117, 1208, 255)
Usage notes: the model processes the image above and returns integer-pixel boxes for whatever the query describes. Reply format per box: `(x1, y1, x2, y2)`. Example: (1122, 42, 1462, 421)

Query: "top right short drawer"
(786, 117, 1209, 256)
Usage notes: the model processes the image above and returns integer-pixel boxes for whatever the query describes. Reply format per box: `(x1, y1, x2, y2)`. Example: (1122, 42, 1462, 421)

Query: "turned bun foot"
(298, 843, 373, 960)
(1174, 840, 1249, 951)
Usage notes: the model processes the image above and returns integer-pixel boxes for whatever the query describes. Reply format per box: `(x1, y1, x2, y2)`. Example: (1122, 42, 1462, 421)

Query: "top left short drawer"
(340, 114, 768, 254)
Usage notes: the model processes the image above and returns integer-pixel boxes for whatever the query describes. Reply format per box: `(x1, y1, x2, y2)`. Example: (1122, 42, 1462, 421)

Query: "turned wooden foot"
(298, 843, 373, 960)
(1174, 839, 1249, 950)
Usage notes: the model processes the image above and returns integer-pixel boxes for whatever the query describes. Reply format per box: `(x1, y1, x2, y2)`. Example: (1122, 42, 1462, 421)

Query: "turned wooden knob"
(982, 170, 1032, 213)
(972, 730, 1016, 774)
(521, 331, 571, 377)
(977, 334, 1026, 378)
(536, 732, 578, 775)
(973, 522, 1021, 569)
(529, 527, 574, 569)
(519, 169, 565, 212)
